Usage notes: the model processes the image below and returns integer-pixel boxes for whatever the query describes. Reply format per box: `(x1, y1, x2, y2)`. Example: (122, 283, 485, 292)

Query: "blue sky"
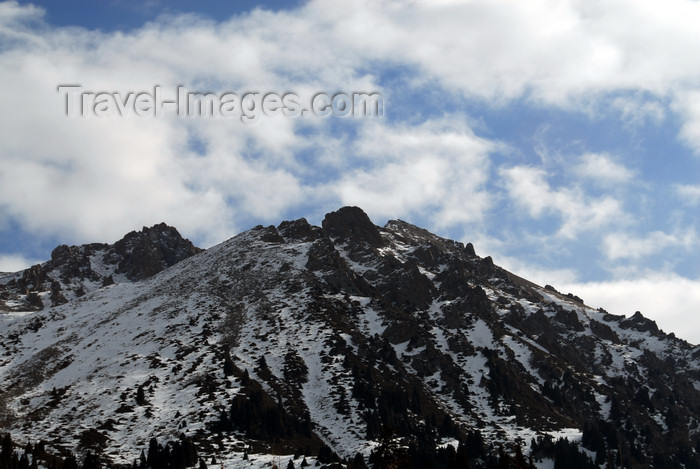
(1, 0, 700, 342)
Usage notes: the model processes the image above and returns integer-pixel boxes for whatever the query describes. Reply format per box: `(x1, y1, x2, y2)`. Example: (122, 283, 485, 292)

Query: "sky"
(1, 0, 700, 342)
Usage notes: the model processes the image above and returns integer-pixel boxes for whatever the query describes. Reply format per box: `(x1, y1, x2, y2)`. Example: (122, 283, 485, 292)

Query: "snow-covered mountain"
(1, 207, 699, 468)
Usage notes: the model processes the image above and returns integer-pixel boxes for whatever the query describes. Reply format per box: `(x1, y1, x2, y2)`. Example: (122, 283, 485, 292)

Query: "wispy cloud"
(603, 229, 697, 261)
(675, 184, 700, 206)
(573, 152, 635, 186)
(334, 116, 496, 229)
(499, 165, 625, 238)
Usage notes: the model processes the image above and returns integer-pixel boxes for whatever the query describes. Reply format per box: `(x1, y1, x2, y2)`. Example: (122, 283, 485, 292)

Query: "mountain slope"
(1, 207, 699, 468)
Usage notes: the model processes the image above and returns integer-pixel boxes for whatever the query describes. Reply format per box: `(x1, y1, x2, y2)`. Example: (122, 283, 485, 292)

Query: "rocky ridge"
(1, 207, 699, 468)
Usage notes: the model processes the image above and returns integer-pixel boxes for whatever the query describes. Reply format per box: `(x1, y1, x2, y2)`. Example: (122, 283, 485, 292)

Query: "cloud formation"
(500, 165, 625, 238)
(603, 229, 697, 261)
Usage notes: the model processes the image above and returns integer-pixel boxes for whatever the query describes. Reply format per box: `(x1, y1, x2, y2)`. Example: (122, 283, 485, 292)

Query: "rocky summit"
(1, 207, 700, 469)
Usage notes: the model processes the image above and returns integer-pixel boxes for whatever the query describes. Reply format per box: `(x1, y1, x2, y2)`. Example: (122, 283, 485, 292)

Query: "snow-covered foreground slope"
(1, 207, 700, 468)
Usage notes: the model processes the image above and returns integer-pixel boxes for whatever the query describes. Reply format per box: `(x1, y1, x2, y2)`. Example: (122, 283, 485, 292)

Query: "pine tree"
(136, 385, 147, 406)
(349, 453, 368, 469)
(139, 449, 147, 469)
(223, 351, 235, 377)
(82, 452, 99, 469)
(1, 433, 13, 468)
(63, 453, 78, 469)
(18, 453, 29, 469)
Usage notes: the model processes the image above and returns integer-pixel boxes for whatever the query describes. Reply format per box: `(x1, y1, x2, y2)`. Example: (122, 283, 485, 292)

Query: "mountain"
(0, 222, 202, 310)
(1, 207, 700, 469)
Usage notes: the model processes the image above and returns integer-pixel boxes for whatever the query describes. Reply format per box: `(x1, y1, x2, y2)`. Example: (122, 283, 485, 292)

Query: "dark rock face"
(590, 319, 621, 343)
(554, 309, 585, 332)
(278, 218, 320, 242)
(464, 242, 476, 257)
(306, 238, 348, 273)
(306, 238, 373, 296)
(254, 225, 286, 244)
(111, 223, 202, 281)
(19, 264, 47, 293)
(50, 243, 105, 284)
(435, 261, 474, 299)
(377, 260, 435, 312)
(321, 206, 385, 248)
(620, 311, 660, 335)
(50, 280, 68, 306)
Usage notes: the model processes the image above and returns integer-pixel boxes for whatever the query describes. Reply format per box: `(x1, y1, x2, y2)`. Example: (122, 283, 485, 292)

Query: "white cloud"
(333, 116, 496, 229)
(603, 229, 697, 261)
(0, 4, 366, 247)
(500, 165, 625, 237)
(574, 152, 635, 185)
(302, 0, 700, 106)
(672, 88, 700, 155)
(0, 253, 40, 273)
(611, 95, 666, 127)
(675, 184, 700, 206)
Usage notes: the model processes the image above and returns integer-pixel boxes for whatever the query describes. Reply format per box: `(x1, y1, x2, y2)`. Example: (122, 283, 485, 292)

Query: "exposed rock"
(306, 238, 347, 272)
(620, 311, 660, 335)
(50, 280, 68, 306)
(376, 259, 435, 312)
(111, 223, 202, 281)
(49, 243, 105, 283)
(477, 256, 495, 276)
(589, 319, 621, 343)
(566, 292, 584, 304)
(305, 238, 373, 296)
(554, 309, 585, 332)
(19, 264, 47, 293)
(434, 260, 473, 299)
(464, 242, 476, 257)
(278, 218, 320, 242)
(26, 291, 44, 308)
(322, 206, 385, 248)
(50, 244, 75, 265)
(256, 225, 286, 243)
(521, 309, 555, 337)
(410, 244, 444, 270)
(602, 312, 625, 323)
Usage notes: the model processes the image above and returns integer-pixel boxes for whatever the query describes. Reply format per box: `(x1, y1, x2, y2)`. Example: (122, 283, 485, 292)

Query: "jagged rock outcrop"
(322, 206, 385, 248)
(110, 223, 202, 281)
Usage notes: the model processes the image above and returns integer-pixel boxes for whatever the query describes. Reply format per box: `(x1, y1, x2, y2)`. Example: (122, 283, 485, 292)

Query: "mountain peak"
(109, 222, 202, 281)
(1, 209, 698, 468)
(321, 206, 385, 248)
